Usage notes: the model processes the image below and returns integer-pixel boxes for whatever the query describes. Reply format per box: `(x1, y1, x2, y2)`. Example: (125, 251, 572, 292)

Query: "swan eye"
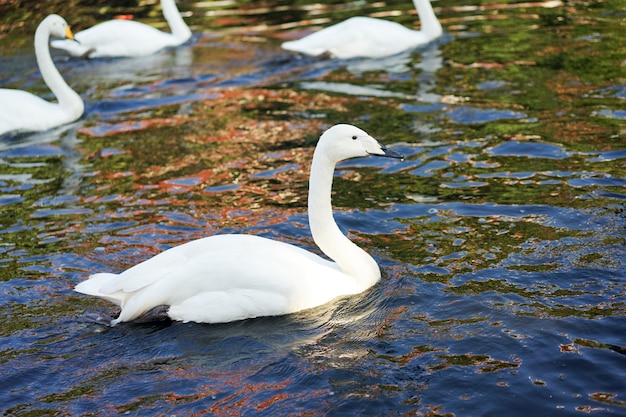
(351, 135, 358, 140)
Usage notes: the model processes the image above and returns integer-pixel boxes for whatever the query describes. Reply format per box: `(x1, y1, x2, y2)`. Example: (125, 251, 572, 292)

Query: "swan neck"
(413, 0, 442, 38)
(307, 148, 380, 284)
(35, 21, 83, 114)
(162, 0, 192, 41)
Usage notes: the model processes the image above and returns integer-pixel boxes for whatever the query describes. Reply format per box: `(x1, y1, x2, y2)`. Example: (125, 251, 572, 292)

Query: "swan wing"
(282, 17, 373, 57)
(282, 17, 431, 59)
(77, 234, 358, 325)
(113, 240, 350, 324)
(166, 289, 292, 324)
(82, 238, 203, 296)
(116, 234, 340, 296)
(162, 245, 352, 325)
(49, 39, 92, 57)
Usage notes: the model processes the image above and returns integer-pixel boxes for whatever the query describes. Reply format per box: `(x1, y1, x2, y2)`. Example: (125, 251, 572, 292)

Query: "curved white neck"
(308, 148, 381, 287)
(413, 0, 442, 39)
(35, 22, 83, 115)
(162, 0, 192, 41)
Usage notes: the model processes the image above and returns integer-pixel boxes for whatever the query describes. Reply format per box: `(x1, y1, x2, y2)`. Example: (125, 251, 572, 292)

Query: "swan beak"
(370, 146, 404, 160)
(65, 25, 75, 41)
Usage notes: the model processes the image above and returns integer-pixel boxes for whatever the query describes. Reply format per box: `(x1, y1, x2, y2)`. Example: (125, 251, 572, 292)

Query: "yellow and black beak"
(65, 25, 74, 41)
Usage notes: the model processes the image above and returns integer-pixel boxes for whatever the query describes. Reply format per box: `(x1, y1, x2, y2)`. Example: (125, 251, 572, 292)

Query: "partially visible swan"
(50, 0, 191, 58)
(75, 124, 403, 326)
(281, 0, 442, 59)
(0, 15, 84, 137)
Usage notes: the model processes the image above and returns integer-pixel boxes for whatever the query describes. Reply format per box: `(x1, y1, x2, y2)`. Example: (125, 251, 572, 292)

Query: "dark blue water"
(1, 0, 625, 415)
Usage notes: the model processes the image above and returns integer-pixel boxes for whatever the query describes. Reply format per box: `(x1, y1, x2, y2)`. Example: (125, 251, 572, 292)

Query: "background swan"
(281, 0, 442, 59)
(75, 124, 403, 326)
(50, 0, 191, 58)
(0, 15, 84, 137)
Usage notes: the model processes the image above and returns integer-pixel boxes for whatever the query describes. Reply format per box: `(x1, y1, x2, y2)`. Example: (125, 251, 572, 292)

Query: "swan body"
(281, 0, 442, 59)
(76, 124, 403, 325)
(50, 0, 191, 58)
(0, 15, 84, 136)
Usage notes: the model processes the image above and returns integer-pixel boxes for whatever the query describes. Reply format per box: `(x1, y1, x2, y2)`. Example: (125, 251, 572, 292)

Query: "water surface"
(0, 0, 624, 415)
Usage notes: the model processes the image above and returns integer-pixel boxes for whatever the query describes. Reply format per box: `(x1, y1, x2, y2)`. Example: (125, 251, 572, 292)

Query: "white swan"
(281, 0, 442, 59)
(0, 15, 84, 137)
(75, 124, 403, 326)
(50, 0, 191, 58)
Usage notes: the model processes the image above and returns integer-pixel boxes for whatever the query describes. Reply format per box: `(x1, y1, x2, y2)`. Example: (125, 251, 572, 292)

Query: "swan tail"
(76, 273, 173, 326)
(281, 40, 325, 57)
(75, 273, 126, 306)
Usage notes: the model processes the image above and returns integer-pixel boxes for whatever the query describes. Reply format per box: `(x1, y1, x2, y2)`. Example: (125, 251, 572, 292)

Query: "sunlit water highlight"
(0, 0, 624, 415)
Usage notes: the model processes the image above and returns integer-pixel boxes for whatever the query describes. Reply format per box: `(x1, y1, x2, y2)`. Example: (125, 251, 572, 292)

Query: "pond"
(1, 0, 624, 415)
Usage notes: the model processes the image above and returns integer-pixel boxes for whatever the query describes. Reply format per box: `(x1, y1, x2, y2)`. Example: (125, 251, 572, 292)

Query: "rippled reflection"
(0, 0, 625, 416)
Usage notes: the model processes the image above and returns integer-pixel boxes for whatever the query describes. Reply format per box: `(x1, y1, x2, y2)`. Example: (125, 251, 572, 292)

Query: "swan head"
(43, 14, 74, 40)
(318, 124, 404, 163)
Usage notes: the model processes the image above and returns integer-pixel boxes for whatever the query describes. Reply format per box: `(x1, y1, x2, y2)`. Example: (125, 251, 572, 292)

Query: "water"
(1, 0, 625, 415)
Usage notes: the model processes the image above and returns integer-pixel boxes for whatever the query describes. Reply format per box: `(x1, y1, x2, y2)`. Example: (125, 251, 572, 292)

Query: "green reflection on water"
(0, 0, 624, 415)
